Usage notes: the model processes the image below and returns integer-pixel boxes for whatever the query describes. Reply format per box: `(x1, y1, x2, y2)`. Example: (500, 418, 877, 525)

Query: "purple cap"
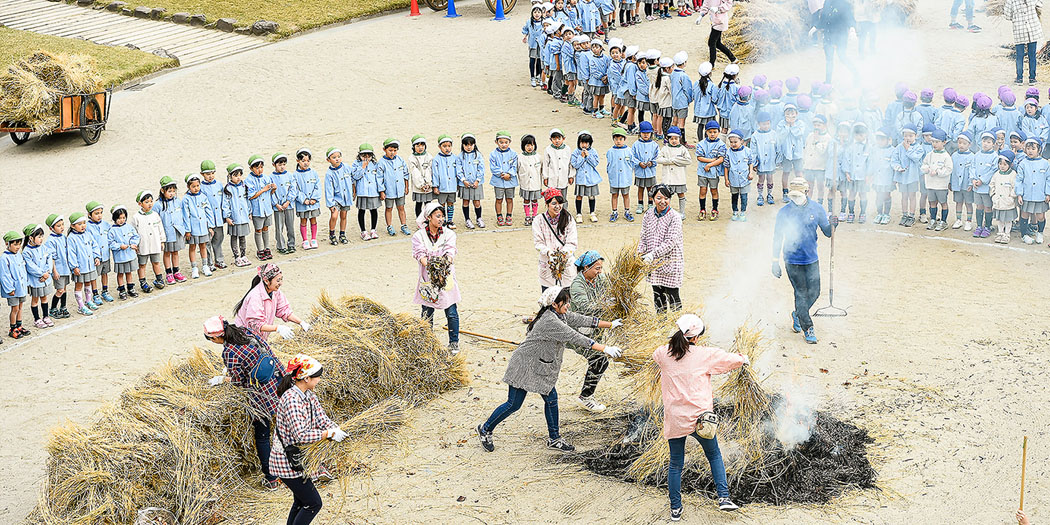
(1026, 87, 1040, 97)
(1002, 90, 1016, 106)
(755, 88, 770, 103)
(920, 88, 934, 102)
(902, 91, 917, 104)
(943, 88, 957, 103)
(785, 76, 800, 91)
(753, 74, 767, 87)
(955, 95, 969, 107)
(756, 110, 771, 123)
(973, 92, 986, 103)
(797, 93, 813, 110)
(819, 83, 833, 96)
(769, 79, 783, 89)
(894, 82, 908, 98)
(737, 85, 753, 99)
(1026, 97, 1040, 106)
(976, 95, 992, 110)
(770, 85, 784, 99)
(998, 85, 1010, 95)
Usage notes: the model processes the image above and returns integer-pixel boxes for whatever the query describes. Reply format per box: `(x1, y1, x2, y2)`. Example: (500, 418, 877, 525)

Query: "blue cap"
(813, 114, 827, 124)
(639, 121, 654, 133)
(902, 124, 918, 134)
(957, 131, 974, 143)
(575, 250, 603, 269)
(727, 129, 744, 139)
(666, 126, 682, 137)
(875, 127, 890, 138)
(999, 149, 1015, 163)
(931, 129, 948, 142)
(705, 120, 721, 130)
(1025, 136, 1042, 146)
(1009, 130, 1024, 141)
(921, 122, 937, 134)
(756, 110, 771, 123)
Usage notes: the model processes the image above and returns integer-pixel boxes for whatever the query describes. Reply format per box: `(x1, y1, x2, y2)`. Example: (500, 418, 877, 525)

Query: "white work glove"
(742, 355, 751, 366)
(603, 346, 624, 359)
(642, 253, 655, 264)
(808, 26, 817, 37)
(208, 375, 225, 386)
(694, 13, 705, 24)
(540, 247, 552, 257)
(329, 428, 348, 442)
(299, 321, 311, 332)
(610, 319, 624, 329)
(276, 325, 295, 340)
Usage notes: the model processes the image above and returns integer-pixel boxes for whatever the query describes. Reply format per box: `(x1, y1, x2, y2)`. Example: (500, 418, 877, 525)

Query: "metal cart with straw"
(2, 89, 111, 146)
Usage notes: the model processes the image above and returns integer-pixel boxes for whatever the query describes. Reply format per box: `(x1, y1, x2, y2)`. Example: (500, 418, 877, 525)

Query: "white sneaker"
(1023, 235, 1035, 245)
(575, 214, 583, 224)
(202, 265, 213, 277)
(576, 395, 606, 412)
(465, 219, 475, 229)
(1038, 232, 1045, 244)
(476, 218, 486, 228)
(530, 77, 537, 87)
(310, 239, 319, 248)
(963, 220, 973, 231)
(590, 212, 598, 223)
(191, 267, 200, 279)
(952, 219, 964, 229)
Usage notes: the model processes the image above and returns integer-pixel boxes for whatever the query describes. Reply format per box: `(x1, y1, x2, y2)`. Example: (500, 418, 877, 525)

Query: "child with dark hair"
(518, 134, 544, 226)
(157, 176, 186, 283)
(21, 224, 55, 326)
(1, 231, 29, 338)
(292, 148, 321, 250)
(107, 205, 139, 299)
(351, 143, 383, 241)
(570, 131, 602, 222)
(221, 166, 252, 266)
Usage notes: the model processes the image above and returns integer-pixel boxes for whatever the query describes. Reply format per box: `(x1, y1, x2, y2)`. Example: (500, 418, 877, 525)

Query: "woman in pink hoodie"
(234, 263, 310, 341)
(694, 0, 737, 65)
(652, 314, 746, 520)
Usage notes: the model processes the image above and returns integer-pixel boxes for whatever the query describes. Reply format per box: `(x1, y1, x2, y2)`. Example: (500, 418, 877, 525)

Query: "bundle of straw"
(427, 255, 452, 290)
(716, 323, 773, 471)
(547, 249, 569, 283)
(0, 51, 100, 133)
(724, 0, 809, 63)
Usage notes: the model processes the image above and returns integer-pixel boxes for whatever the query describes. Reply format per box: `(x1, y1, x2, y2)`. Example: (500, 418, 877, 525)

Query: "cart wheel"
(10, 131, 30, 145)
(425, 0, 448, 11)
(80, 98, 104, 145)
(486, 0, 515, 14)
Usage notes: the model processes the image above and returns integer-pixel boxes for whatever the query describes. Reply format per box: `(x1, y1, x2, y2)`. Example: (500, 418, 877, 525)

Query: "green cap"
(136, 190, 152, 203)
(272, 152, 288, 164)
(461, 132, 475, 141)
(46, 214, 64, 228)
(326, 147, 342, 159)
(200, 160, 216, 173)
(248, 154, 265, 167)
(69, 212, 86, 225)
(159, 175, 176, 187)
(85, 200, 103, 213)
(412, 134, 426, 145)
(496, 130, 512, 140)
(612, 127, 627, 138)
(383, 138, 400, 148)
(110, 204, 127, 214)
(23, 224, 42, 237)
(3, 231, 20, 243)
(438, 134, 453, 145)
(226, 163, 243, 174)
(359, 143, 374, 154)
(185, 173, 201, 184)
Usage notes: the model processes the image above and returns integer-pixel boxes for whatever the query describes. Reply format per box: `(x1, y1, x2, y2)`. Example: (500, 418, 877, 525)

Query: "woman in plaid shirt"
(204, 316, 284, 491)
(270, 354, 346, 525)
(637, 185, 685, 313)
(1005, 0, 1044, 85)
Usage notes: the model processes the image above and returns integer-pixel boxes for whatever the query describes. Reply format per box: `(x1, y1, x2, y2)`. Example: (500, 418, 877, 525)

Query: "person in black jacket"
(816, 0, 859, 84)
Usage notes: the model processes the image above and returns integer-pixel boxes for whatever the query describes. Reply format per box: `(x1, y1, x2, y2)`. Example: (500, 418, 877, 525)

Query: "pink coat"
(699, 0, 734, 31)
(653, 344, 745, 439)
(235, 282, 293, 340)
(412, 228, 461, 310)
(637, 207, 684, 288)
(532, 211, 578, 288)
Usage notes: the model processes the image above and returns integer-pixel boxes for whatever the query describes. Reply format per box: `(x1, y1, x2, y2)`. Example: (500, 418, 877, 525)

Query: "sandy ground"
(1, 0, 1049, 523)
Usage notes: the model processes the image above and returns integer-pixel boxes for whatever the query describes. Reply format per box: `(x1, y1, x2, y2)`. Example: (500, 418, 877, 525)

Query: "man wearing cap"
(772, 177, 834, 344)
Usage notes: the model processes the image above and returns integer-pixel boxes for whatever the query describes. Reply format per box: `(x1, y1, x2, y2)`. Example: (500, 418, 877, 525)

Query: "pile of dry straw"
(28, 293, 468, 524)
(0, 52, 100, 133)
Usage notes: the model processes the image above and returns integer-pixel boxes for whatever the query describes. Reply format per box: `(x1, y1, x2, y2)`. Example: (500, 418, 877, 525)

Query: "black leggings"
(652, 285, 682, 313)
(282, 476, 323, 525)
(645, 3, 652, 16)
(529, 57, 541, 78)
(581, 352, 610, 397)
(708, 29, 737, 65)
(358, 209, 378, 232)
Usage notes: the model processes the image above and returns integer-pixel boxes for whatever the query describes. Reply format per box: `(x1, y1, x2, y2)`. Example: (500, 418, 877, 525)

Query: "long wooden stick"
(443, 326, 520, 346)
(1021, 435, 1028, 511)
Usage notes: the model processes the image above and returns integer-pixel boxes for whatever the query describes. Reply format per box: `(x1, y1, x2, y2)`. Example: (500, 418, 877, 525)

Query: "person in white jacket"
(408, 135, 434, 218)
(544, 129, 573, 196)
(921, 129, 954, 231)
(518, 134, 545, 226)
(656, 126, 692, 216)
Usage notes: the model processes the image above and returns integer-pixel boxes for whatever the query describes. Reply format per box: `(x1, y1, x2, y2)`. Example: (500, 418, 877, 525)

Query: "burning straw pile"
(29, 293, 467, 524)
(0, 51, 100, 133)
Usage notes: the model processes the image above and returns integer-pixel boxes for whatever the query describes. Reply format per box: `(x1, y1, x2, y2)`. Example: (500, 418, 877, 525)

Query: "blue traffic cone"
(446, 0, 460, 17)
(492, 0, 506, 20)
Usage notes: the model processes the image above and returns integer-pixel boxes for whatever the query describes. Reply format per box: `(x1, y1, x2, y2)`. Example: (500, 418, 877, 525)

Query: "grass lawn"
(88, 0, 411, 37)
(0, 27, 178, 88)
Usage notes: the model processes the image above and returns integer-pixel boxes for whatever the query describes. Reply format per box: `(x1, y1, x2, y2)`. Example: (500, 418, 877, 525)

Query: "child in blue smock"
(85, 201, 112, 305)
(587, 40, 611, 117)
(669, 52, 692, 145)
(324, 147, 353, 245)
(777, 104, 806, 204)
(696, 120, 726, 220)
(65, 213, 98, 316)
(181, 174, 213, 279)
(996, 91, 1022, 138)
(245, 155, 275, 260)
(1, 231, 29, 338)
(199, 161, 226, 269)
(377, 139, 412, 236)
(606, 127, 634, 222)
(157, 176, 186, 283)
(970, 132, 999, 237)
(751, 111, 779, 206)
(221, 165, 252, 266)
(1020, 98, 1048, 143)
(892, 125, 926, 226)
(949, 131, 977, 231)
(292, 148, 321, 250)
(270, 153, 299, 255)
(107, 206, 140, 300)
(21, 224, 54, 327)
(490, 131, 520, 227)
(45, 215, 70, 318)
(631, 120, 659, 213)
(455, 134, 485, 229)
(715, 64, 739, 132)
(728, 86, 755, 142)
(871, 129, 896, 224)
(724, 130, 755, 221)
(524, 6, 545, 86)
(571, 130, 602, 223)
(1015, 136, 1050, 244)
(841, 122, 873, 223)
(352, 143, 383, 241)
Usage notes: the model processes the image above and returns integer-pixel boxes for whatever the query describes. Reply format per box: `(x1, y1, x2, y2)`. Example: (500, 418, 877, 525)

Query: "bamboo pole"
(1021, 435, 1028, 511)
(444, 326, 520, 346)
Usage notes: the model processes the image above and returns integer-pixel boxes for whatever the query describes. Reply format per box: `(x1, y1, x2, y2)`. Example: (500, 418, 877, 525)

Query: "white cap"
(672, 51, 688, 65)
(608, 37, 623, 49)
(545, 25, 556, 34)
(590, 38, 604, 47)
(646, 49, 661, 60)
(624, 45, 639, 57)
(549, 128, 564, 138)
(658, 57, 673, 68)
(725, 63, 740, 75)
(574, 35, 589, 43)
(698, 62, 713, 76)
(542, 17, 554, 24)
(542, 1, 553, 7)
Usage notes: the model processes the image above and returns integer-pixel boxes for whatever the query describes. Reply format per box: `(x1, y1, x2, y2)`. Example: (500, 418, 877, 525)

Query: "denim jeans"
(421, 303, 459, 344)
(823, 32, 857, 84)
(950, 0, 974, 23)
(668, 432, 729, 509)
(252, 418, 277, 482)
(856, 21, 876, 56)
(482, 385, 560, 439)
(1017, 42, 1037, 82)
(785, 262, 821, 331)
(282, 476, 322, 525)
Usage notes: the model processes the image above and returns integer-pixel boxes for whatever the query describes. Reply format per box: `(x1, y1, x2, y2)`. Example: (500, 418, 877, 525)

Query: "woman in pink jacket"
(234, 263, 310, 341)
(412, 202, 461, 355)
(652, 314, 747, 519)
(694, 0, 737, 65)
(533, 188, 578, 291)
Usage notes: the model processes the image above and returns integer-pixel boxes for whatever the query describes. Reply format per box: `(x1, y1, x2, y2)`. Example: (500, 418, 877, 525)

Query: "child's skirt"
(718, 115, 730, 129)
(54, 275, 70, 290)
(610, 185, 630, 195)
(592, 85, 610, 96)
(847, 179, 869, 193)
(73, 270, 97, 284)
(412, 191, 434, 203)
(614, 95, 625, 107)
(693, 115, 716, 126)
(521, 189, 542, 200)
(994, 208, 1019, 222)
(97, 259, 111, 275)
(29, 282, 54, 298)
(356, 196, 381, 210)
(114, 260, 139, 274)
(657, 105, 673, 118)
(163, 236, 186, 252)
(952, 190, 974, 204)
(529, 47, 540, 59)
(974, 192, 993, 208)
(634, 98, 648, 110)
(634, 176, 655, 188)
(673, 107, 688, 120)
(188, 234, 210, 245)
(437, 192, 458, 204)
(6, 294, 26, 307)
(623, 94, 635, 108)
(668, 184, 687, 195)
(1020, 200, 1050, 214)
(226, 223, 251, 237)
(575, 184, 600, 197)
(458, 185, 483, 201)
(297, 208, 321, 219)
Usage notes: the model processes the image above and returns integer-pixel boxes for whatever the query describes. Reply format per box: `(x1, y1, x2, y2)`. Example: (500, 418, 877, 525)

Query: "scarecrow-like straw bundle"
(0, 51, 100, 133)
(30, 293, 468, 524)
(724, 0, 809, 63)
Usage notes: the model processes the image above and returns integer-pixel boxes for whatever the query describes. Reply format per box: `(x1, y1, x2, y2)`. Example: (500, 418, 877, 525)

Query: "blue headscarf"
(575, 250, 603, 269)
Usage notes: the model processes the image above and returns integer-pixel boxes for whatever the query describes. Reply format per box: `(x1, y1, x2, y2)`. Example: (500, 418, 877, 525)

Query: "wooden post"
(1020, 435, 1028, 511)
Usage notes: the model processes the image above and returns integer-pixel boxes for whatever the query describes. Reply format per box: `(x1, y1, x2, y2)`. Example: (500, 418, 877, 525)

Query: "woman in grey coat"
(476, 286, 624, 453)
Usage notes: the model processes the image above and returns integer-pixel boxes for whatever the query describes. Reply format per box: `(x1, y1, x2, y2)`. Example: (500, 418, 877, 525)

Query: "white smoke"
(767, 380, 819, 449)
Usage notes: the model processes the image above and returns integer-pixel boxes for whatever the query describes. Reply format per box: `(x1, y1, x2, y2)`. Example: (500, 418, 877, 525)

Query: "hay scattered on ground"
(0, 51, 100, 133)
(29, 293, 468, 524)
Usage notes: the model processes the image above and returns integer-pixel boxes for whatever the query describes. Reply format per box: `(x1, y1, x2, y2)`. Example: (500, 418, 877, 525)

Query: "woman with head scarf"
(234, 263, 310, 341)
(568, 250, 612, 412)
(654, 314, 747, 519)
(476, 286, 624, 453)
(204, 315, 284, 491)
(637, 184, 685, 312)
(412, 202, 461, 355)
(533, 188, 578, 291)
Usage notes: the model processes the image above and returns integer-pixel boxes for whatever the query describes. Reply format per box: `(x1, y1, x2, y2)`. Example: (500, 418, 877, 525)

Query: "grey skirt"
(188, 233, 210, 245)
(952, 190, 974, 204)
(634, 176, 656, 188)
(614, 97, 626, 106)
(698, 176, 719, 188)
(54, 275, 70, 289)
(529, 47, 541, 59)
(926, 189, 949, 202)
(846, 179, 869, 193)
(30, 282, 54, 297)
(623, 94, 636, 107)
(693, 115, 717, 125)
(974, 192, 993, 207)
(1021, 200, 1050, 214)
(356, 196, 381, 210)
(252, 215, 273, 229)
(412, 192, 434, 203)
(97, 259, 111, 274)
(297, 208, 321, 219)
(73, 270, 97, 283)
(335, 204, 353, 212)
(458, 186, 484, 201)
(385, 196, 406, 208)
(7, 295, 26, 306)
(592, 85, 610, 96)
(227, 223, 251, 237)
(634, 98, 648, 110)
(658, 106, 673, 118)
(668, 184, 687, 194)
(673, 108, 688, 119)
(576, 184, 600, 197)
(114, 260, 138, 274)
(494, 186, 517, 200)
(521, 189, 542, 200)
(610, 186, 630, 195)
(163, 237, 186, 252)
(994, 208, 1019, 222)
(718, 116, 730, 129)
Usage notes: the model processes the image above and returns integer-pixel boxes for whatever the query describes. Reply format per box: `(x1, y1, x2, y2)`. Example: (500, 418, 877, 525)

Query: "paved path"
(0, 0, 268, 67)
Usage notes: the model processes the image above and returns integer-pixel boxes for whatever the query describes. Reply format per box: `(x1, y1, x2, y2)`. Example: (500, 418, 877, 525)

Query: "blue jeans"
(785, 262, 821, 331)
(482, 385, 560, 439)
(1017, 42, 1037, 82)
(253, 419, 277, 482)
(421, 303, 459, 344)
(823, 31, 856, 84)
(282, 476, 322, 525)
(950, 0, 973, 23)
(668, 432, 729, 509)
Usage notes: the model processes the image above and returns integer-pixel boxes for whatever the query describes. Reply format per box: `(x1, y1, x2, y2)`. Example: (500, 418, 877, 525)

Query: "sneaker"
(697, 210, 706, 221)
(575, 214, 583, 224)
(465, 219, 475, 229)
(973, 226, 983, 238)
(59, 307, 71, 318)
(952, 219, 963, 229)
(964, 220, 973, 231)
(898, 215, 907, 226)
(756, 195, 765, 207)
(86, 299, 99, 310)
(636, 203, 645, 214)
(302, 240, 310, 250)
(506, 216, 513, 226)
(311, 465, 336, 483)
(101, 291, 114, 302)
(78, 306, 94, 316)
(718, 498, 740, 511)
(1037, 232, 1045, 244)
(967, 24, 981, 32)
(846, 213, 854, 223)
(530, 77, 537, 87)
(838, 212, 847, 222)
(804, 327, 817, 344)
(368, 231, 377, 241)
(127, 288, 138, 298)
(361, 231, 369, 241)
(729, 212, 738, 221)
(448, 341, 459, 355)
(576, 395, 606, 412)
(43, 317, 55, 327)
(263, 478, 281, 492)
(477, 424, 495, 452)
(858, 214, 866, 224)
(497, 215, 506, 227)
(791, 311, 801, 333)
(338, 233, 348, 244)
(948, 21, 963, 29)
(610, 211, 618, 222)
(34, 319, 48, 329)
(926, 219, 936, 230)
(546, 437, 576, 452)
(1030, 79, 1038, 86)
(590, 212, 598, 223)
(935, 220, 947, 232)
(1015, 78, 1024, 85)
(905, 215, 916, 227)
(202, 265, 212, 277)
(191, 267, 200, 279)
(387, 225, 396, 236)
(919, 214, 928, 224)
(329, 234, 338, 246)
(739, 213, 748, 222)
(670, 507, 683, 522)
(1023, 235, 1035, 245)
(477, 218, 486, 228)
(709, 209, 718, 221)
(766, 193, 775, 205)
(215, 261, 228, 269)
(401, 225, 413, 236)
(140, 282, 152, 294)
(981, 227, 991, 238)
(624, 211, 635, 222)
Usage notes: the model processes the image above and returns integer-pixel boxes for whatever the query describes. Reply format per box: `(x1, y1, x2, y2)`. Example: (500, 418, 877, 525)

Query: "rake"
(814, 224, 848, 317)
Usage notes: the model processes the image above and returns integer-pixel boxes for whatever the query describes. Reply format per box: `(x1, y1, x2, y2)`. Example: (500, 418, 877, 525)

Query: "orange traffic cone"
(409, 0, 421, 16)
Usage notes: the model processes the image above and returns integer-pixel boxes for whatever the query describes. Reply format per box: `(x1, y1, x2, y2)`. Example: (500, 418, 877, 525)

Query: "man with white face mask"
(771, 177, 835, 343)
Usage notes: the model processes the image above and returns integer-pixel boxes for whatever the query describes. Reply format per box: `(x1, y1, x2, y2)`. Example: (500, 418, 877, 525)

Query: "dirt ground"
(1, 0, 1047, 523)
